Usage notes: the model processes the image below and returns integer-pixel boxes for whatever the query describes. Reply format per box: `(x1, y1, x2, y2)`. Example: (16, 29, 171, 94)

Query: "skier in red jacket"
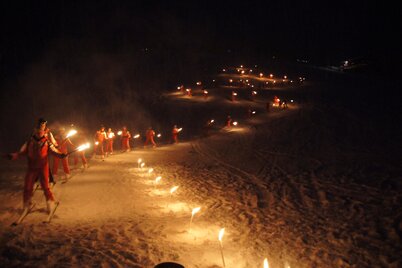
(120, 126, 131, 152)
(172, 125, 180, 144)
(9, 118, 66, 213)
(94, 125, 107, 159)
(52, 127, 73, 180)
(144, 127, 156, 148)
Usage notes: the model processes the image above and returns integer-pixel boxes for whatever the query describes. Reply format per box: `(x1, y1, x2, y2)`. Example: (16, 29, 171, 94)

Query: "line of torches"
(135, 157, 280, 268)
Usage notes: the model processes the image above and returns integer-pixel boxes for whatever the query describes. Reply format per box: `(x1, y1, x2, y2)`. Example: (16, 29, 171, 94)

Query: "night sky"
(0, 1, 400, 150)
(1, 1, 399, 79)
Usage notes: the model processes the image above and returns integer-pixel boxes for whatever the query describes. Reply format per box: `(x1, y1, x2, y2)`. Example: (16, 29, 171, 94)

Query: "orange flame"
(218, 228, 225, 241)
(170, 186, 179, 194)
(66, 129, 77, 139)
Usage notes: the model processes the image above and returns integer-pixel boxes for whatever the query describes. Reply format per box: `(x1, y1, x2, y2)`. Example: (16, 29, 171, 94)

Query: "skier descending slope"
(8, 118, 67, 224)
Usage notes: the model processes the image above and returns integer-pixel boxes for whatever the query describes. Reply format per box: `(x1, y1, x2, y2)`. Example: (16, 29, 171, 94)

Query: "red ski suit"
(13, 129, 64, 206)
(106, 131, 115, 154)
(53, 137, 73, 175)
(172, 127, 179, 144)
(121, 129, 131, 151)
(94, 130, 107, 156)
(144, 129, 156, 147)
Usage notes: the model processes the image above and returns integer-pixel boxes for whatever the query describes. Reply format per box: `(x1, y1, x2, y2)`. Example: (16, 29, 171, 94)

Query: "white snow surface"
(0, 84, 401, 268)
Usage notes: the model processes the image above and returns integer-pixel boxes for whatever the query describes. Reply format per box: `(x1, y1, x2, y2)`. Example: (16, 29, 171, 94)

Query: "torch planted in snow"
(167, 186, 179, 207)
(189, 207, 201, 231)
(155, 176, 162, 184)
(264, 258, 269, 268)
(218, 228, 226, 267)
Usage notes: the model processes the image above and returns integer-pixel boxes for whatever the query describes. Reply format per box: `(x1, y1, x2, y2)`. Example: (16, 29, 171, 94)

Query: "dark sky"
(1, 1, 400, 80)
(0, 1, 400, 150)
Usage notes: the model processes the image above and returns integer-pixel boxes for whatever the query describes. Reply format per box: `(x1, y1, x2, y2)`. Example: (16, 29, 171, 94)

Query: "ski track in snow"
(0, 97, 401, 267)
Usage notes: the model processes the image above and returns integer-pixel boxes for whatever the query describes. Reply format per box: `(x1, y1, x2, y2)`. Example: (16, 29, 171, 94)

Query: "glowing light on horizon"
(134, 134, 140, 138)
(117, 131, 122, 135)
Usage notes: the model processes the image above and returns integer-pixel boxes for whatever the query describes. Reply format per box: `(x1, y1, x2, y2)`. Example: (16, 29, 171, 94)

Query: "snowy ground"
(0, 72, 401, 268)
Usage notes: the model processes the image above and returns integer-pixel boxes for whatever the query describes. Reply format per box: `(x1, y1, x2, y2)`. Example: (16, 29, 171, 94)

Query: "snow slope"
(0, 73, 401, 268)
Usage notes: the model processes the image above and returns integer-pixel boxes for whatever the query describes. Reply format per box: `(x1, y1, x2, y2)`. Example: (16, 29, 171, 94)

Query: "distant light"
(204, 90, 208, 94)
(212, 79, 216, 82)
(233, 92, 237, 96)
(249, 69, 253, 72)
(241, 70, 245, 74)
(196, 81, 202, 86)
(177, 86, 181, 90)
(252, 91, 257, 95)
(273, 80, 276, 83)
(229, 79, 233, 83)
(222, 69, 226, 72)
(259, 73, 263, 77)
(240, 65, 243, 68)
(270, 74, 273, 78)
(157, 133, 162, 138)
(252, 111, 256, 114)
(233, 121, 238, 126)
(284, 75, 287, 79)
(290, 99, 294, 102)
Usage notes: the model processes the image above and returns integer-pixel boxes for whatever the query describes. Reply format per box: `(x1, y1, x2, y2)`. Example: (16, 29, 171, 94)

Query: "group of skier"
(7, 118, 184, 221)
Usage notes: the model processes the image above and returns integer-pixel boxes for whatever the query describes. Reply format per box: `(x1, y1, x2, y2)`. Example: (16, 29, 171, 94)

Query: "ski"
(44, 201, 59, 223)
(11, 202, 36, 226)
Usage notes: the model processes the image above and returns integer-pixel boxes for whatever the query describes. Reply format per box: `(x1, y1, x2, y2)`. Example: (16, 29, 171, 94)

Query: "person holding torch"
(106, 128, 115, 156)
(120, 126, 131, 152)
(144, 127, 156, 148)
(8, 118, 67, 215)
(52, 127, 74, 180)
(94, 125, 107, 160)
(172, 125, 180, 144)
